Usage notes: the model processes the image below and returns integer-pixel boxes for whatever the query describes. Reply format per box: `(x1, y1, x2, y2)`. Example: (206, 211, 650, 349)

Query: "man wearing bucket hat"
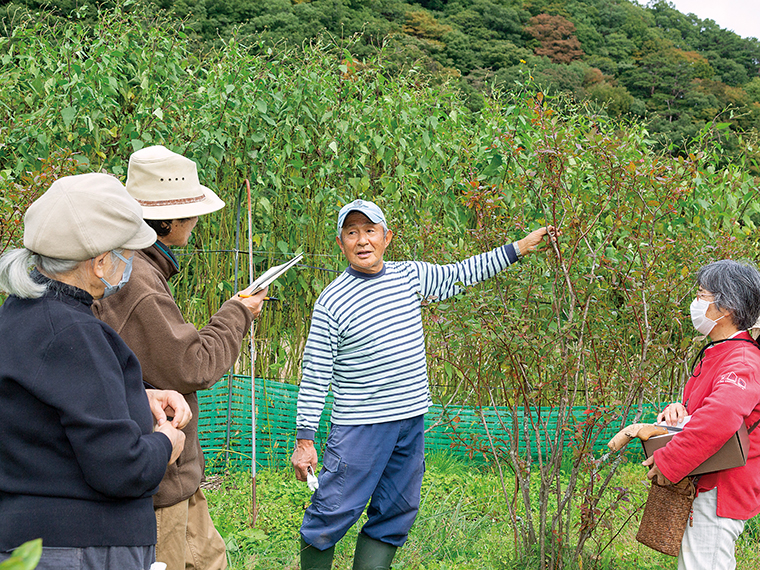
(291, 199, 557, 569)
(0, 173, 186, 569)
(93, 146, 268, 570)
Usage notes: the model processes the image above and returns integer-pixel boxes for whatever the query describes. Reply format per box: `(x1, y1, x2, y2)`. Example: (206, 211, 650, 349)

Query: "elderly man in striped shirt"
(291, 199, 555, 569)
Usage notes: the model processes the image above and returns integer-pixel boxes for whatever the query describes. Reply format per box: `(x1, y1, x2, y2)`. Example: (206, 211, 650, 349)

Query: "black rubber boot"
(300, 537, 335, 570)
(351, 532, 398, 570)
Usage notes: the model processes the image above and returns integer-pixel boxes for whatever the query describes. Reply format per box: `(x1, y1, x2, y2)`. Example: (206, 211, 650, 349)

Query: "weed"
(204, 460, 759, 569)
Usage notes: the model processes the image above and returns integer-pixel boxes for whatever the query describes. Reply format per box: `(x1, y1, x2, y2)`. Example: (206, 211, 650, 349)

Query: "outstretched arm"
(414, 224, 560, 302)
(516, 226, 558, 257)
(114, 291, 254, 393)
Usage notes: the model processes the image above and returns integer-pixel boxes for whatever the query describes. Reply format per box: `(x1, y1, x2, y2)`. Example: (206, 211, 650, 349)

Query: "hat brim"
(140, 185, 225, 220)
(120, 221, 158, 250)
(337, 208, 387, 232)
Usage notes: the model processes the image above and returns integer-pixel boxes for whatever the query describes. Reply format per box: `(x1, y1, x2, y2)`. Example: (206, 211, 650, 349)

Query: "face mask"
(690, 297, 725, 336)
(100, 251, 133, 298)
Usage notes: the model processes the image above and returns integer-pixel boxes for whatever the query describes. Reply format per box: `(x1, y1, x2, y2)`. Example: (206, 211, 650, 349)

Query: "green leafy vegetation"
(4, 0, 759, 167)
(1, 5, 759, 567)
(205, 459, 759, 569)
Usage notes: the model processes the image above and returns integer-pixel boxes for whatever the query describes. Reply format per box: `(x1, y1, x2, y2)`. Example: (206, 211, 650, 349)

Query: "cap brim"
(120, 221, 157, 250)
(140, 186, 225, 220)
(338, 208, 386, 230)
(357, 210, 384, 224)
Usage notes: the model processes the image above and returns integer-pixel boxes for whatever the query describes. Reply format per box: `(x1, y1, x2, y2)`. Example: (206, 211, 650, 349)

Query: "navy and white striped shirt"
(295, 243, 520, 439)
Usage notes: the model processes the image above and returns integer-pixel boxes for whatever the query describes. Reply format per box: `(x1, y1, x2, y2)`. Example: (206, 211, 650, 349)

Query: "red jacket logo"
(716, 371, 747, 390)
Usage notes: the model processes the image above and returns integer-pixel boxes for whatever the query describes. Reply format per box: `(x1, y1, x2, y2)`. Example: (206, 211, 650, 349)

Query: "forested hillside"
(3, 0, 760, 170)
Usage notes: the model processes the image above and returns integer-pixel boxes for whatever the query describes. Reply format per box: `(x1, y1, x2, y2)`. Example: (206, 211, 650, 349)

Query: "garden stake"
(223, 183, 245, 468)
(246, 178, 258, 525)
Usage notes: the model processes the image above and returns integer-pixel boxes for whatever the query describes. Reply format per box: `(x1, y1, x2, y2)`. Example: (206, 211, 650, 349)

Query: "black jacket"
(0, 272, 172, 550)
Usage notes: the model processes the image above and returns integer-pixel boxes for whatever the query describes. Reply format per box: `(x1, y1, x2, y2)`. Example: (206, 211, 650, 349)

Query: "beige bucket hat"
(126, 145, 225, 220)
(24, 173, 157, 261)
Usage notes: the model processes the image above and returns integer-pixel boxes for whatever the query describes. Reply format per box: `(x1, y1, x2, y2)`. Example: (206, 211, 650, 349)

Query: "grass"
(204, 454, 760, 569)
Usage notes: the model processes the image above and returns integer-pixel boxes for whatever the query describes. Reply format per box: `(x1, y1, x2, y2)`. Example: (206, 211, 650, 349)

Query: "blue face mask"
(100, 250, 133, 298)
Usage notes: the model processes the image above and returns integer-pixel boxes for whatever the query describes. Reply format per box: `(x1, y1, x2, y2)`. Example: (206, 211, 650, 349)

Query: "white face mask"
(100, 251, 133, 299)
(690, 297, 725, 336)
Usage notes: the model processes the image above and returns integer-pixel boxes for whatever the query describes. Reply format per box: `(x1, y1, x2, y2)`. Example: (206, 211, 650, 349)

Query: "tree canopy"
(2, 0, 759, 169)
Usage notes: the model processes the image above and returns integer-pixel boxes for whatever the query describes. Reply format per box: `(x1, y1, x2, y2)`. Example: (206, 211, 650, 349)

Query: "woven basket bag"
(636, 478, 696, 557)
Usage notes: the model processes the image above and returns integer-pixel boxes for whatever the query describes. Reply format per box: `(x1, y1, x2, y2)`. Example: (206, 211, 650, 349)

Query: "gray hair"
(0, 248, 81, 299)
(697, 259, 760, 330)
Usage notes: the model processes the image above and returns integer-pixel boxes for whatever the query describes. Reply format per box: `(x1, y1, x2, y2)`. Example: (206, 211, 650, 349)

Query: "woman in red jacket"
(644, 259, 760, 570)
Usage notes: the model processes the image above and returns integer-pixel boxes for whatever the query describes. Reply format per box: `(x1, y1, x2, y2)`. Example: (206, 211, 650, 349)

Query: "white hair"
(0, 248, 81, 299)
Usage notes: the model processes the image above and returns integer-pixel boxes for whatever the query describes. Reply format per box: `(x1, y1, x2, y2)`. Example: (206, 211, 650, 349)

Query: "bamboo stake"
(224, 185, 244, 468)
(246, 178, 258, 525)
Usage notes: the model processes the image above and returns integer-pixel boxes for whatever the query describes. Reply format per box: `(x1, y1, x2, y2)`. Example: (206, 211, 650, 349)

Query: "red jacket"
(654, 332, 760, 519)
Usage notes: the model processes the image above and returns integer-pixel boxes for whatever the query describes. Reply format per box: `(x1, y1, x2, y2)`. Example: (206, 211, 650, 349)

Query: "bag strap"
(692, 338, 760, 434)
(691, 337, 760, 373)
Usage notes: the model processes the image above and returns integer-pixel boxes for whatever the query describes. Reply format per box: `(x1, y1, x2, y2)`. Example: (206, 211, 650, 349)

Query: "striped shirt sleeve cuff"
(297, 428, 316, 441)
(505, 242, 519, 264)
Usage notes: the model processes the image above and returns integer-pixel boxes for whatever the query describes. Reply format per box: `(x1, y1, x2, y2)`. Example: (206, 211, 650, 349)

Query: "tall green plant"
(0, 4, 482, 372)
(0, 152, 79, 256)
(418, 90, 757, 567)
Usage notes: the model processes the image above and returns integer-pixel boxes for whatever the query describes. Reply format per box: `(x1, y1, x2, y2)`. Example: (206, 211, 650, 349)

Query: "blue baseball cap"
(336, 199, 388, 235)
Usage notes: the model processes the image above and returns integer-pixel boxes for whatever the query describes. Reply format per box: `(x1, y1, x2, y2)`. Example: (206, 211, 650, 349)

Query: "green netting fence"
(198, 375, 659, 473)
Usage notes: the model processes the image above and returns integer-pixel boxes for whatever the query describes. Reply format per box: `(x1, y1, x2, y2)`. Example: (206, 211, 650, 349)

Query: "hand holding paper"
(235, 287, 268, 318)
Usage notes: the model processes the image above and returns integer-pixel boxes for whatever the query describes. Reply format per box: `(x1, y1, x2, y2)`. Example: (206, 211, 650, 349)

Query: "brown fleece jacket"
(93, 243, 253, 508)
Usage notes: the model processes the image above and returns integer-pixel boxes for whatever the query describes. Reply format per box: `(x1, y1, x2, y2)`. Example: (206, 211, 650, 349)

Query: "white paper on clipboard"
(247, 253, 303, 293)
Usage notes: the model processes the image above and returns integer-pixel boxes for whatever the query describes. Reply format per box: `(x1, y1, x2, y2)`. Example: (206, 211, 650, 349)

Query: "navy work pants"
(300, 415, 425, 550)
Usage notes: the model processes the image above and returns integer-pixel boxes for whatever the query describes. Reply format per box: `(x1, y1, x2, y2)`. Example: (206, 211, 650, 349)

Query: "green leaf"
(210, 144, 224, 161)
(224, 536, 239, 553)
(61, 106, 76, 127)
(241, 528, 268, 541)
(0, 538, 42, 570)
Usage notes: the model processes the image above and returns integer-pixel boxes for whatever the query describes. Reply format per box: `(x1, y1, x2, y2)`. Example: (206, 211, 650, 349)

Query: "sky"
(665, 0, 760, 40)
